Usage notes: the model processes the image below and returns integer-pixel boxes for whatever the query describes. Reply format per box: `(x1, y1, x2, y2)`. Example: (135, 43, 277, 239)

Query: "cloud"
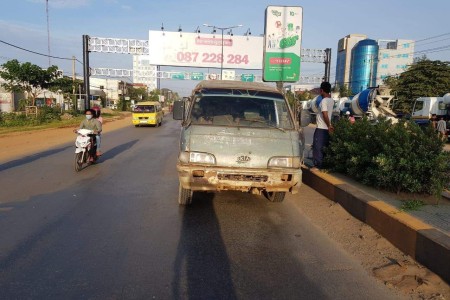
(121, 5, 132, 10)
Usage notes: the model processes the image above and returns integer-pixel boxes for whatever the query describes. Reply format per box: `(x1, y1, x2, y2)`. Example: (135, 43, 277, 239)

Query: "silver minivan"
(173, 80, 302, 205)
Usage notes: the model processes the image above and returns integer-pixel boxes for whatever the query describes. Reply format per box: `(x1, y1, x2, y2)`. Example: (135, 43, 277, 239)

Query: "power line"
(303, 42, 450, 79)
(302, 32, 450, 79)
(414, 37, 450, 48)
(415, 32, 450, 44)
(0, 39, 83, 65)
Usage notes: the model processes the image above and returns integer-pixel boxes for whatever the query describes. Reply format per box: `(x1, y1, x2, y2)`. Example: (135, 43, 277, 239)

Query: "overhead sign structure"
(190, 72, 204, 80)
(148, 31, 262, 70)
(241, 74, 255, 82)
(221, 70, 236, 80)
(171, 72, 185, 80)
(263, 6, 303, 82)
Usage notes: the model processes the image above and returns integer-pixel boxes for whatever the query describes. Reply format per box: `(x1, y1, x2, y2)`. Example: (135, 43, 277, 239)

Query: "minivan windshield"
(189, 95, 294, 129)
(133, 105, 155, 113)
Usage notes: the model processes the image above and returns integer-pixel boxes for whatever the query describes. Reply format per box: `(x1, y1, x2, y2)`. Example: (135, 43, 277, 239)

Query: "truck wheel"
(266, 192, 286, 202)
(178, 183, 193, 205)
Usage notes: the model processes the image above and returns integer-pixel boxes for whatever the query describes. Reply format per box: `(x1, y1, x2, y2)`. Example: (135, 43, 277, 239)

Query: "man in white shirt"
(313, 81, 334, 169)
(437, 116, 447, 141)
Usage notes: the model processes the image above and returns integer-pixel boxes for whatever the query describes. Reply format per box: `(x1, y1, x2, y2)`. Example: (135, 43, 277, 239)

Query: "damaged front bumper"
(177, 163, 302, 194)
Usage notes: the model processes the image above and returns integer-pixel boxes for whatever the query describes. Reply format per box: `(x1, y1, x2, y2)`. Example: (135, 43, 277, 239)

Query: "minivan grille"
(218, 173, 268, 182)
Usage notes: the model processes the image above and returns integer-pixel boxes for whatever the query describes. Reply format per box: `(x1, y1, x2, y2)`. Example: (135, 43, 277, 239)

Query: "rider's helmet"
(92, 106, 101, 118)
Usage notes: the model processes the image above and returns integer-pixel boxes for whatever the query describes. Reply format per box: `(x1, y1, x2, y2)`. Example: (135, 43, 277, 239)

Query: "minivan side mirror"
(173, 101, 184, 120)
(300, 109, 311, 127)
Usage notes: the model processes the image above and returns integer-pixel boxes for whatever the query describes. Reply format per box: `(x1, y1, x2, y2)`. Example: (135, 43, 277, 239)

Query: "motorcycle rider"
(74, 109, 102, 161)
(92, 106, 103, 156)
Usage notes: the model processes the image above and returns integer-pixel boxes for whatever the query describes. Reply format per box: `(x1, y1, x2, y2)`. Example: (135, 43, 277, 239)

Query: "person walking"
(345, 111, 355, 124)
(312, 82, 334, 169)
(430, 114, 437, 131)
(437, 116, 447, 141)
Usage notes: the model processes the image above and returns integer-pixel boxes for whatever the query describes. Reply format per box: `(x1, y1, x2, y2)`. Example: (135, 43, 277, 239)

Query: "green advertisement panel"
(263, 6, 303, 82)
(263, 53, 301, 82)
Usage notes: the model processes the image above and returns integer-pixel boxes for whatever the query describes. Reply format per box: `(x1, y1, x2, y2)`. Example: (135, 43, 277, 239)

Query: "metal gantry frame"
(87, 36, 330, 84)
(91, 67, 324, 83)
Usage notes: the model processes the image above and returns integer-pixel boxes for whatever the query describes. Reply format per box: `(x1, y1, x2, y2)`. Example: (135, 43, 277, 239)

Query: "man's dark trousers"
(312, 128, 329, 168)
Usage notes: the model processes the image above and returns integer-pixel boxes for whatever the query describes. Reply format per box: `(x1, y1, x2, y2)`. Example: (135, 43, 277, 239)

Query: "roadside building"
(335, 34, 414, 94)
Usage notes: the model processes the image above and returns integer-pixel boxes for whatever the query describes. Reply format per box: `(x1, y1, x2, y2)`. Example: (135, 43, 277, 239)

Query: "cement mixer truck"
(301, 86, 398, 125)
(349, 86, 398, 123)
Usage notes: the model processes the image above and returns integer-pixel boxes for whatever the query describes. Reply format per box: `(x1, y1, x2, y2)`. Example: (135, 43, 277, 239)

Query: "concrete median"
(302, 166, 450, 283)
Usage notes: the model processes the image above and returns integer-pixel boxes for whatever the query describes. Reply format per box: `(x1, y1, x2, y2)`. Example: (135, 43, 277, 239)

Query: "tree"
(49, 76, 83, 95)
(48, 76, 83, 111)
(385, 58, 450, 112)
(338, 84, 352, 97)
(148, 89, 161, 102)
(285, 90, 296, 107)
(0, 59, 61, 106)
(128, 86, 149, 102)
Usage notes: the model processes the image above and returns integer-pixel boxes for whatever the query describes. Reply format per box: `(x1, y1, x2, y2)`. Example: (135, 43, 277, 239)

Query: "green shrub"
(0, 106, 62, 127)
(324, 117, 450, 196)
(37, 106, 61, 123)
(0, 112, 35, 127)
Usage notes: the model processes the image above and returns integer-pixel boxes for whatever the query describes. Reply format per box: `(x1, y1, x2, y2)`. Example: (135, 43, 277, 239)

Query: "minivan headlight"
(268, 157, 300, 168)
(179, 151, 216, 165)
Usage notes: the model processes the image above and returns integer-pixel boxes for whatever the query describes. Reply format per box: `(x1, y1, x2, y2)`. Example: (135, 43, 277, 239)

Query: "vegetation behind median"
(324, 117, 450, 198)
(0, 108, 125, 135)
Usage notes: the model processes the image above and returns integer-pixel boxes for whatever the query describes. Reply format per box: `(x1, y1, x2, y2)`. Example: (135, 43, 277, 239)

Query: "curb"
(302, 166, 450, 284)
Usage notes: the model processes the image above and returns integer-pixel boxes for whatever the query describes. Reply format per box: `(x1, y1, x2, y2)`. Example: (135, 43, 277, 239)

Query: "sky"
(1, 0, 449, 96)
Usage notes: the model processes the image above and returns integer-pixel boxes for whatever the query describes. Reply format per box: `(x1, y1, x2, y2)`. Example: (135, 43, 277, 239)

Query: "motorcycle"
(74, 129, 98, 172)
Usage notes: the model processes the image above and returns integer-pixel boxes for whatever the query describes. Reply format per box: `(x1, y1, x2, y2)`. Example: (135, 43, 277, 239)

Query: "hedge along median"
(324, 117, 450, 199)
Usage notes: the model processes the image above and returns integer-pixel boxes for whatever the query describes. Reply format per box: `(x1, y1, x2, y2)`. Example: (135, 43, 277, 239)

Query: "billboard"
(263, 6, 303, 82)
(148, 31, 263, 69)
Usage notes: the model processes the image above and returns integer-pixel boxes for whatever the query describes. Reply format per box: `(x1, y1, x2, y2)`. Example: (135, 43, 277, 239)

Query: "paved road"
(0, 119, 401, 299)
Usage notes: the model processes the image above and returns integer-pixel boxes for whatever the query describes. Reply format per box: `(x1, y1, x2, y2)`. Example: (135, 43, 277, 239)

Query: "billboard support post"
(203, 24, 242, 79)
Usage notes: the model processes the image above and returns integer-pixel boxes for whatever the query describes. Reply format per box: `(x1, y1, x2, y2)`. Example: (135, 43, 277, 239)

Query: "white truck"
(411, 93, 450, 140)
(411, 93, 450, 125)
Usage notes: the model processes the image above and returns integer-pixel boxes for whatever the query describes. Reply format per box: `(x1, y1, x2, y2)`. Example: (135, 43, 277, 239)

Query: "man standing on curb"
(312, 81, 334, 169)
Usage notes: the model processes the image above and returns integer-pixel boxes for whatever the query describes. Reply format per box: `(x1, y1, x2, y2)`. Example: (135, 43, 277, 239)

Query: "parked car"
(173, 80, 303, 205)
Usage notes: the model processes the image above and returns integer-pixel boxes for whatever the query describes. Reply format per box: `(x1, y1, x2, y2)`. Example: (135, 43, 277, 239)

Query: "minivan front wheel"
(178, 183, 193, 205)
(266, 192, 286, 202)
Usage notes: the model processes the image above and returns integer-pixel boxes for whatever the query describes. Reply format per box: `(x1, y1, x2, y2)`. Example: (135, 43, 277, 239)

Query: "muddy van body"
(173, 80, 302, 205)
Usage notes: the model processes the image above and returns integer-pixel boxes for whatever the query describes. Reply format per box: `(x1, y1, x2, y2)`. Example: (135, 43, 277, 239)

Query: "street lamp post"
(203, 24, 242, 79)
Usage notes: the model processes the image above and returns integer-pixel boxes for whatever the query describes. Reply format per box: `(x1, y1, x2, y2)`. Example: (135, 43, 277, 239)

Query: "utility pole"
(369, 54, 375, 88)
(82, 34, 91, 110)
(72, 56, 76, 110)
(323, 48, 332, 82)
(46, 0, 51, 67)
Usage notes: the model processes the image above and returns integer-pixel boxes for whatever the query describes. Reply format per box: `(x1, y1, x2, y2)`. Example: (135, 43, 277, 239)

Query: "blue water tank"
(350, 39, 378, 95)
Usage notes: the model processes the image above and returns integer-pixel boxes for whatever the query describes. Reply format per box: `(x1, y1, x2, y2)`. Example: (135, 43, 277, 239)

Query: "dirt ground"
(1, 116, 449, 299)
(0, 114, 132, 164)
